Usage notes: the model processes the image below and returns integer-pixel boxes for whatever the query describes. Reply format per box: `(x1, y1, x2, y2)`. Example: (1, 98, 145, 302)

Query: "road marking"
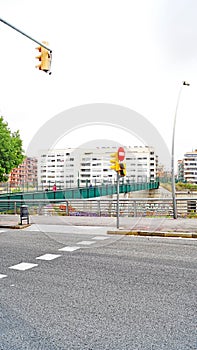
(58, 246, 80, 252)
(151, 235, 197, 241)
(77, 240, 95, 245)
(36, 254, 61, 261)
(9, 262, 38, 271)
(92, 236, 109, 240)
(24, 225, 40, 231)
(0, 274, 7, 279)
(73, 226, 105, 229)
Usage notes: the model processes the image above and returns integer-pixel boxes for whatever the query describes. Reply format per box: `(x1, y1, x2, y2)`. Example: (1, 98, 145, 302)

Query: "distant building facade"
(126, 146, 158, 183)
(177, 160, 184, 182)
(183, 150, 197, 184)
(37, 146, 158, 189)
(38, 149, 79, 189)
(9, 157, 38, 188)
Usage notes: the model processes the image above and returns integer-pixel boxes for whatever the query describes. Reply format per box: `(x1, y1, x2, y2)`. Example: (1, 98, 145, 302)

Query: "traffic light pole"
(110, 147, 126, 229)
(117, 172, 120, 229)
(0, 18, 52, 53)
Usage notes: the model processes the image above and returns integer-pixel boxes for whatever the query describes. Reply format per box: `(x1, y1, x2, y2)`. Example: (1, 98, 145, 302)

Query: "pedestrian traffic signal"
(35, 41, 51, 73)
(110, 152, 120, 172)
(118, 163, 126, 177)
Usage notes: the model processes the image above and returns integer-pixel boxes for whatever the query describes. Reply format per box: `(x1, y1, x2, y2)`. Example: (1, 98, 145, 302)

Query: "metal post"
(14, 201, 17, 215)
(66, 201, 69, 216)
(172, 81, 190, 219)
(97, 200, 101, 216)
(0, 18, 52, 53)
(117, 173, 120, 229)
(133, 200, 137, 217)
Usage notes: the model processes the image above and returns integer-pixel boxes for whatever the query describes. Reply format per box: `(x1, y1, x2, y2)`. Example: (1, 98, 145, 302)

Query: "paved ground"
(1, 227, 196, 350)
(0, 214, 197, 238)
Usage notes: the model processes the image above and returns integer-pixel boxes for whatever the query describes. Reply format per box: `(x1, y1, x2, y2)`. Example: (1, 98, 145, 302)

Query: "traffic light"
(110, 152, 120, 172)
(118, 163, 126, 177)
(35, 41, 51, 73)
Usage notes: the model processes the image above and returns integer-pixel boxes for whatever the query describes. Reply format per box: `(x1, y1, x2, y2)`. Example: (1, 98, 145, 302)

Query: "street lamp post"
(171, 81, 190, 219)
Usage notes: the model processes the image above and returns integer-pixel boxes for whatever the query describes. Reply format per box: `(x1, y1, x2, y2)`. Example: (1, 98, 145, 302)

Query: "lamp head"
(183, 81, 190, 86)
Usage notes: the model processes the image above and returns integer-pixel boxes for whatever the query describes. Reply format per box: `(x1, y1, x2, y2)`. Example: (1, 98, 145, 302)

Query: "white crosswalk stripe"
(9, 262, 38, 271)
(36, 254, 61, 261)
(58, 246, 81, 252)
(77, 240, 95, 245)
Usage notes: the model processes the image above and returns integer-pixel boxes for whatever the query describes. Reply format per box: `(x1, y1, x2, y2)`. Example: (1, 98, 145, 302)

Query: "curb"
(107, 230, 197, 239)
(0, 224, 31, 230)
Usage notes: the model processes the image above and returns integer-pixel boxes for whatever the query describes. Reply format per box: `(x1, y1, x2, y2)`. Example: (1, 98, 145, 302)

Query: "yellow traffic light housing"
(110, 152, 120, 172)
(118, 163, 126, 177)
(35, 41, 51, 73)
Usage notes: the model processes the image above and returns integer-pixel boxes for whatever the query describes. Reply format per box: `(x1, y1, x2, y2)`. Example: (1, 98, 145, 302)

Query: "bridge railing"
(0, 180, 160, 201)
(0, 197, 197, 218)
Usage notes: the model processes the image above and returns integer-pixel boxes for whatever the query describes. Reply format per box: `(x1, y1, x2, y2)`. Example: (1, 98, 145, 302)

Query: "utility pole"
(171, 81, 190, 219)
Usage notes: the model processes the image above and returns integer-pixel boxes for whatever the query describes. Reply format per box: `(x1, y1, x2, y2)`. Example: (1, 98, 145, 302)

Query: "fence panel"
(0, 197, 196, 218)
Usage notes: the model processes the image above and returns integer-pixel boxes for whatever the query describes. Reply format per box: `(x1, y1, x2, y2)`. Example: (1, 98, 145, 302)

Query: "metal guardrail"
(0, 197, 197, 218)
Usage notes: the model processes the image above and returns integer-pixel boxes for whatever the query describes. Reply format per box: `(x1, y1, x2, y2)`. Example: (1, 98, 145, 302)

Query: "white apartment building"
(184, 150, 197, 184)
(38, 146, 158, 189)
(38, 149, 80, 189)
(79, 148, 114, 186)
(126, 146, 157, 183)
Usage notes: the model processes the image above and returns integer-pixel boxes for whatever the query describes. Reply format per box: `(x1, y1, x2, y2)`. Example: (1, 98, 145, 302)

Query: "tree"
(0, 116, 25, 182)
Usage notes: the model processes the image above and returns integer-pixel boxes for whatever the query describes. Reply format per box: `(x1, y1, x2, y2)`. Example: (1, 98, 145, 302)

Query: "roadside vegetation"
(0, 116, 24, 182)
(160, 182, 197, 192)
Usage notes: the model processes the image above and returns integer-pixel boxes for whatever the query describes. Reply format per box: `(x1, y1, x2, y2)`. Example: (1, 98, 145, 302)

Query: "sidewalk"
(0, 215, 197, 238)
(0, 215, 30, 229)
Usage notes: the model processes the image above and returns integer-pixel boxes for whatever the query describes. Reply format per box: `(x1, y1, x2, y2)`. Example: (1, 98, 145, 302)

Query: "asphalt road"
(0, 225, 196, 350)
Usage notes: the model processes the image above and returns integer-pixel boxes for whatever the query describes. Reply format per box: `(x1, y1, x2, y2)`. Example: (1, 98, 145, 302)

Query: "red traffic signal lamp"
(35, 41, 51, 73)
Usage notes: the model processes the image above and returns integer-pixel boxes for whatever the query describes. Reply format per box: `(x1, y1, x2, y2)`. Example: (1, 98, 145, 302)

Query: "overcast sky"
(1, 0, 197, 167)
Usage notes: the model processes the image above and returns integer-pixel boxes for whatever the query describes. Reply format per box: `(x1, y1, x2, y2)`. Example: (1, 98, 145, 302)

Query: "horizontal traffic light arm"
(0, 17, 52, 54)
